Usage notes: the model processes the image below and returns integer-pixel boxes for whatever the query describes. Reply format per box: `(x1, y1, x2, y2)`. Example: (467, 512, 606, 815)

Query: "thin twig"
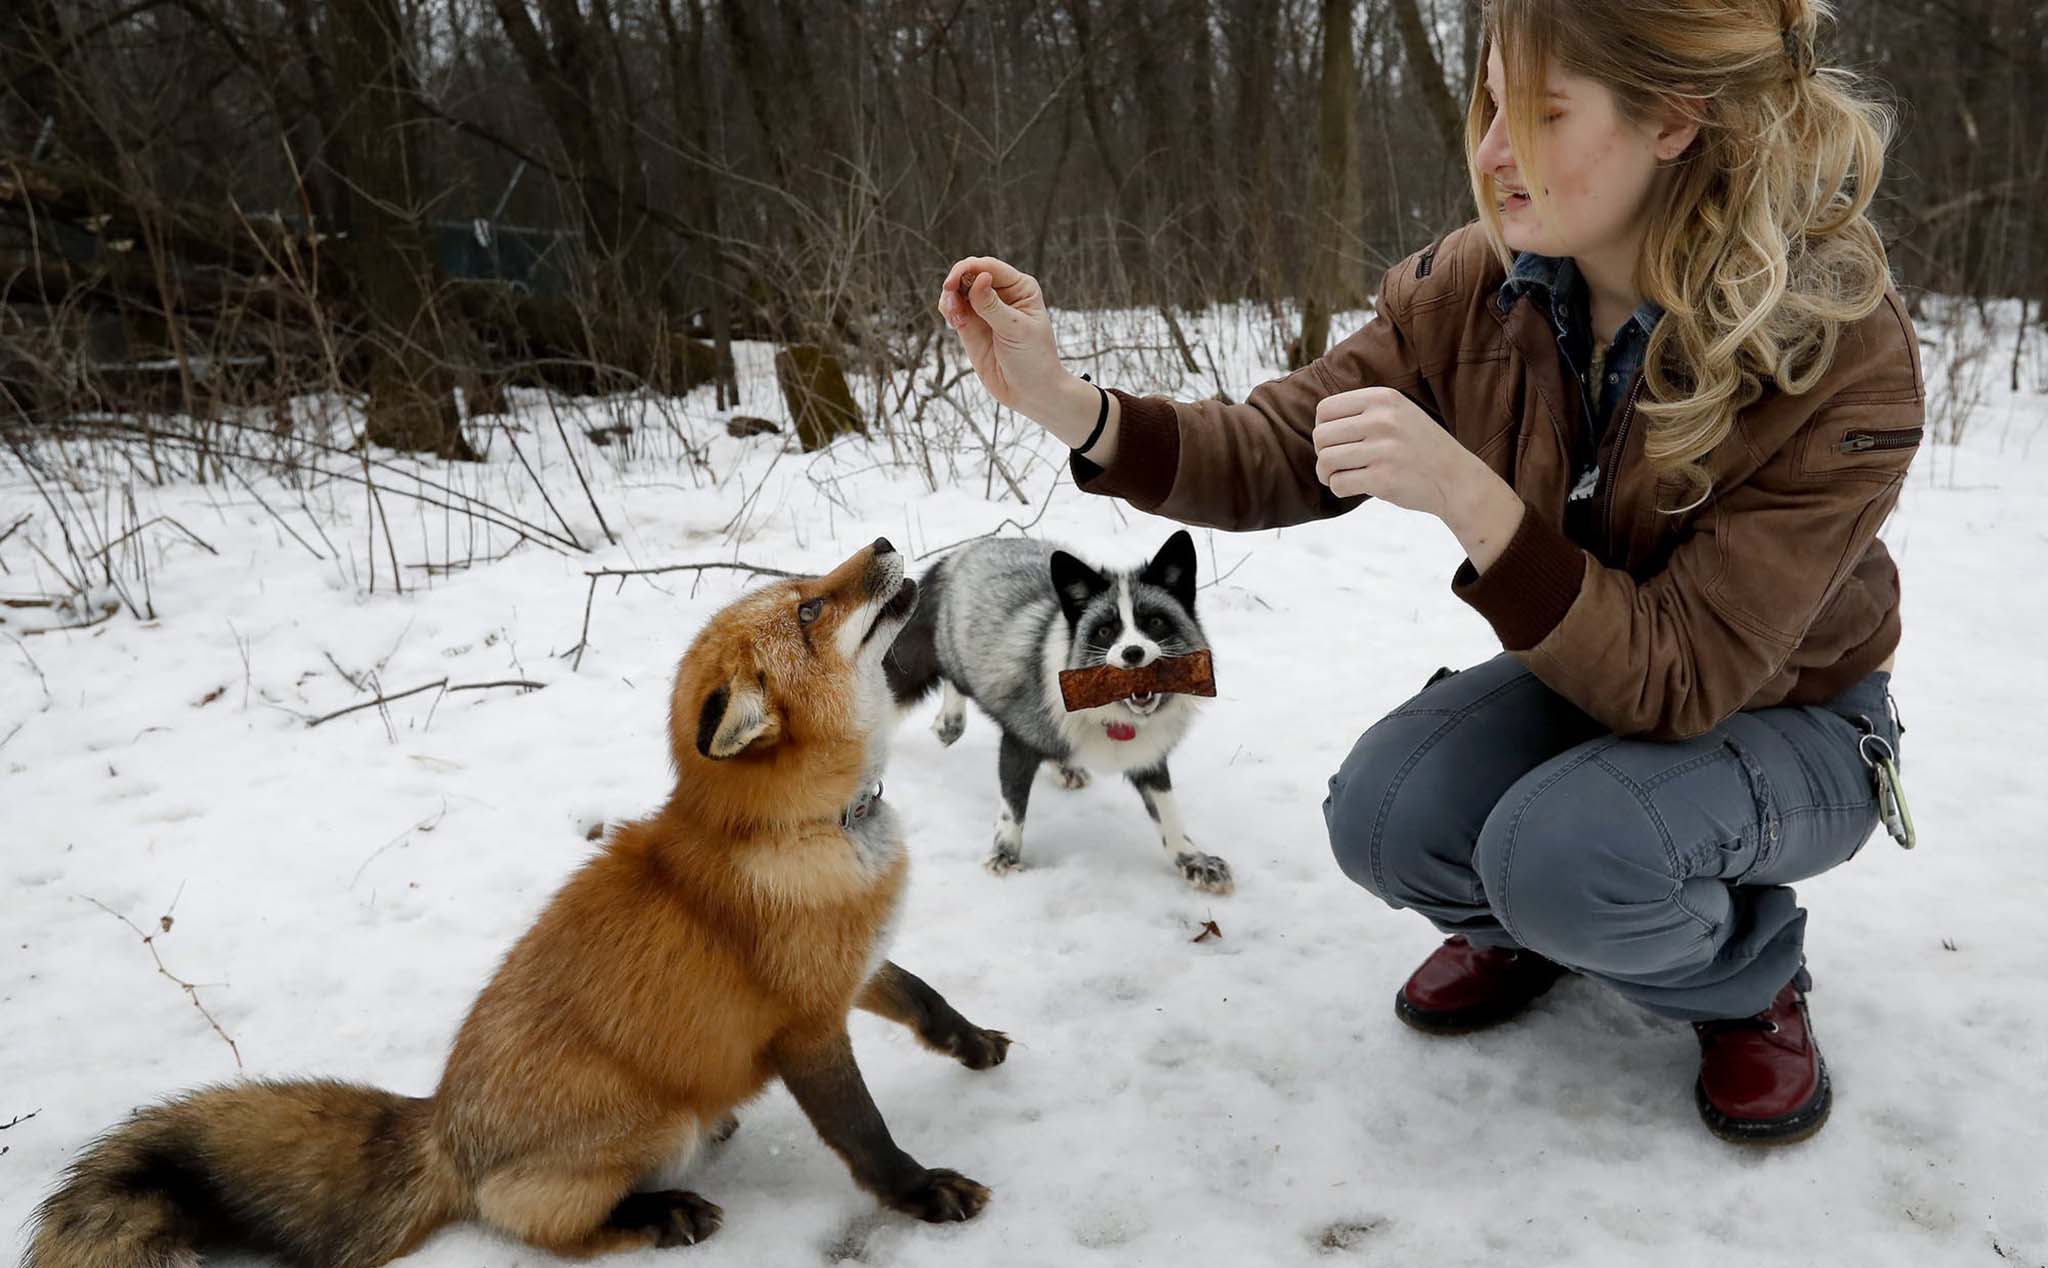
(350, 801, 448, 889)
(227, 620, 253, 710)
(6, 630, 51, 706)
(568, 561, 803, 671)
(586, 560, 805, 581)
(543, 394, 616, 546)
(570, 574, 598, 671)
(307, 677, 447, 727)
(18, 602, 118, 636)
(322, 649, 368, 692)
(306, 677, 543, 728)
(88, 515, 219, 562)
(223, 460, 326, 561)
(495, 416, 584, 551)
(79, 895, 241, 1070)
(368, 459, 403, 596)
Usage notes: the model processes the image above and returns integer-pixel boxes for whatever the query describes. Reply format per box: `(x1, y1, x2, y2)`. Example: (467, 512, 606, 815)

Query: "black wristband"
(1074, 374, 1110, 457)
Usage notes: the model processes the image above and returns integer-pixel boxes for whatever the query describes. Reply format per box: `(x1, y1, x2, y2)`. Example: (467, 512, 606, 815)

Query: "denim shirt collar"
(1499, 252, 1664, 345)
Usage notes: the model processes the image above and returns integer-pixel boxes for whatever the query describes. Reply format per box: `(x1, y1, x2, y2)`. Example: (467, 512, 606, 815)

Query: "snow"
(3, 303, 2045, 1267)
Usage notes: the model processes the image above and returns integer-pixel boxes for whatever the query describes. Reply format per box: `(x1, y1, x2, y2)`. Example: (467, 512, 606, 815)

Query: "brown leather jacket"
(1076, 224, 1923, 740)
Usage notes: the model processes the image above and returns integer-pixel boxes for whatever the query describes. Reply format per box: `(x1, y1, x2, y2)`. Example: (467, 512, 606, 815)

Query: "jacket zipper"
(1835, 426, 1923, 453)
(1597, 372, 1648, 552)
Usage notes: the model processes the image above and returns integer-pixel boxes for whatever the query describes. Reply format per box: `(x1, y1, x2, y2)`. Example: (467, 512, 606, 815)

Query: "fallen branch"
(17, 601, 120, 636)
(587, 561, 806, 582)
(447, 678, 547, 693)
(568, 561, 803, 671)
(80, 895, 241, 1070)
(306, 676, 544, 728)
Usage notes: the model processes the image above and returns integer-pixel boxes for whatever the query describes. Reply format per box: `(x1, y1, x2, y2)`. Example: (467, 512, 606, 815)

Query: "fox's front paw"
(888, 1168, 990, 1223)
(945, 1025, 1010, 1070)
(1175, 851, 1234, 895)
(932, 712, 965, 746)
(1054, 763, 1090, 790)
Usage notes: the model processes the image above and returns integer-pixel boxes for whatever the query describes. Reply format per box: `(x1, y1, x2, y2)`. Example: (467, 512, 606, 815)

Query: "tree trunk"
(1296, 0, 1355, 369)
(1129, 0, 1182, 303)
(491, 0, 657, 312)
(1461, 0, 1484, 103)
(1185, 0, 1223, 296)
(661, 0, 741, 408)
(718, 0, 795, 192)
(328, 0, 475, 458)
(1065, 0, 1147, 296)
(1231, 0, 1281, 298)
(775, 345, 865, 452)
(1389, 0, 1468, 167)
(281, 0, 347, 232)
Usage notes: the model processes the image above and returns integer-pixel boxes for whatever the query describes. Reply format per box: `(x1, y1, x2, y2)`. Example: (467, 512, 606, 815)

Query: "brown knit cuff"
(1451, 505, 1587, 651)
(1069, 389, 1179, 512)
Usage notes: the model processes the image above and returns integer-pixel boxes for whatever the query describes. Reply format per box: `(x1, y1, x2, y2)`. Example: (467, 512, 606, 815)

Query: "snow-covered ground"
(4, 304, 2045, 1267)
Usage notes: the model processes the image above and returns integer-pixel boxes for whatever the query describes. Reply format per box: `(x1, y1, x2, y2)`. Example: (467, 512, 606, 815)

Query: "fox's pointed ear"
(696, 678, 783, 759)
(1048, 550, 1110, 625)
(1139, 529, 1198, 609)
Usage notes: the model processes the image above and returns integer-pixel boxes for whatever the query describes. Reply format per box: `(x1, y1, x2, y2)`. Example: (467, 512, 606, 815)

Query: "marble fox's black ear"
(1139, 530, 1197, 610)
(1048, 551, 1111, 627)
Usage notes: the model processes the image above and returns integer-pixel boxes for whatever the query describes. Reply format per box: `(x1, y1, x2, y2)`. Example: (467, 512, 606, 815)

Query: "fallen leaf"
(1191, 919, 1222, 944)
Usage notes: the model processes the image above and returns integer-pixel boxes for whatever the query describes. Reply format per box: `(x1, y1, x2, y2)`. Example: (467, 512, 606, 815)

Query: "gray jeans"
(1323, 654, 1901, 1021)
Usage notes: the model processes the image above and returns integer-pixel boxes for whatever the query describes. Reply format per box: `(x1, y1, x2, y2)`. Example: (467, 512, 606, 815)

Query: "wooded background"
(3, 0, 2043, 455)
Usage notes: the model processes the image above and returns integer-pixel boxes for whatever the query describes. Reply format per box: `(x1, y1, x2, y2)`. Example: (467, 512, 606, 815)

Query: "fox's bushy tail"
(25, 1079, 464, 1268)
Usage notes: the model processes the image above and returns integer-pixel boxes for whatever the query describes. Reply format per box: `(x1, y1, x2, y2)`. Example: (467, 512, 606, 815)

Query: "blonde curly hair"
(1467, 0, 1895, 507)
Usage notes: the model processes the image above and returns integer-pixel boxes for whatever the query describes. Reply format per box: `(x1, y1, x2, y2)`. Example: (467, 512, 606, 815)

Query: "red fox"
(27, 538, 1009, 1266)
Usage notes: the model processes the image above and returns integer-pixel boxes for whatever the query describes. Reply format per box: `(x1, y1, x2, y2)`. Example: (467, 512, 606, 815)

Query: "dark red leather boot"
(1393, 935, 1569, 1034)
(1693, 979, 1831, 1144)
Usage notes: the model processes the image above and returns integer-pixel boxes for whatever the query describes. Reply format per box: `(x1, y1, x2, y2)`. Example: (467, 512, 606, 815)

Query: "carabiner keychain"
(1856, 708, 1915, 849)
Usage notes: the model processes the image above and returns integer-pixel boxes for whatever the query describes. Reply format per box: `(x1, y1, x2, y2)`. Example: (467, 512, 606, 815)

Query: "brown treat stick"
(1058, 649, 1216, 712)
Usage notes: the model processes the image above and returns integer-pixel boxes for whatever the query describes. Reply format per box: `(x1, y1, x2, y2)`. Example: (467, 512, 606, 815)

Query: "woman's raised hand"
(938, 257, 1096, 438)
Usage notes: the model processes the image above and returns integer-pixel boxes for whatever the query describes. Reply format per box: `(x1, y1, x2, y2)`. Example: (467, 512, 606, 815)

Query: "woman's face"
(1473, 44, 1695, 261)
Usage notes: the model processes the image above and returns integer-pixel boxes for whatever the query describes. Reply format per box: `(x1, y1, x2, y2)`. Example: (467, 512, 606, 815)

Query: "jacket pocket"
(1835, 426, 1924, 454)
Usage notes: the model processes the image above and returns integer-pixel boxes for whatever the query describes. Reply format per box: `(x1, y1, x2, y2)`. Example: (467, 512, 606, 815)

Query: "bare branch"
(79, 894, 241, 1070)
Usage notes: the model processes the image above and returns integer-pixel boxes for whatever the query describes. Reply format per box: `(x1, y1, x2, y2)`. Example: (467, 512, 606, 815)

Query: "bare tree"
(1296, 0, 1356, 368)
(1389, 0, 1466, 165)
(329, 0, 474, 457)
